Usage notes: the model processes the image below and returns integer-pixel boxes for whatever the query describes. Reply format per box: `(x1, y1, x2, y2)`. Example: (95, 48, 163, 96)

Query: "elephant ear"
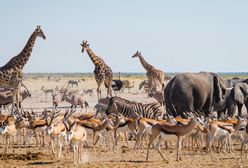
(234, 82, 248, 104)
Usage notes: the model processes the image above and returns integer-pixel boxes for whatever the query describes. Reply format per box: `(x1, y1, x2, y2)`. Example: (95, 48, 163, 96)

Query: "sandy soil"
(0, 75, 248, 168)
(0, 143, 248, 168)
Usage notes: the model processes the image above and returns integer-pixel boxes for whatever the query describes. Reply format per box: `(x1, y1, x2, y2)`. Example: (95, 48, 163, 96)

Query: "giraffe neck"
(2, 32, 37, 70)
(85, 47, 103, 67)
(138, 55, 153, 71)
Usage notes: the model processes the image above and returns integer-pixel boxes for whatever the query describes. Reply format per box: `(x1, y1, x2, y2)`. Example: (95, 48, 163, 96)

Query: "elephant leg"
(202, 97, 212, 117)
(245, 101, 248, 114)
(227, 100, 237, 117)
(237, 103, 243, 116)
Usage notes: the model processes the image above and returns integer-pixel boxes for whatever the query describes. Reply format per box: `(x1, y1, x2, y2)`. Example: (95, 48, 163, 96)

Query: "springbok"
(45, 109, 65, 158)
(63, 118, 87, 164)
(0, 115, 17, 153)
(25, 110, 47, 147)
(146, 116, 203, 161)
(205, 116, 246, 153)
(64, 109, 113, 147)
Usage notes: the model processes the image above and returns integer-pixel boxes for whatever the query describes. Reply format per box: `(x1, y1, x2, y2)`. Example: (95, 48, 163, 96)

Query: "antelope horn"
(69, 120, 76, 130)
(62, 83, 70, 100)
(44, 109, 49, 125)
(63, 119, 69, 131)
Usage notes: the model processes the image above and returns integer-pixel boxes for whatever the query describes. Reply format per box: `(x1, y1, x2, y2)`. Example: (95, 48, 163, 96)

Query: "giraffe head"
(34, 25, 46, 39)
(80, 40, 89, 53)
(132, 51, 141, 58)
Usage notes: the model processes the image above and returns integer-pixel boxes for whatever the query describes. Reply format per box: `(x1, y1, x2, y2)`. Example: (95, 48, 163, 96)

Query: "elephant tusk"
(226, 87, 233, 90)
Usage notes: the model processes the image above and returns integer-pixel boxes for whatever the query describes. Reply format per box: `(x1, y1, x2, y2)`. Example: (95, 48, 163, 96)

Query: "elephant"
(226, 81, 248, 117)
(215, 77, 243, 116)
(164, 72, 232, 117)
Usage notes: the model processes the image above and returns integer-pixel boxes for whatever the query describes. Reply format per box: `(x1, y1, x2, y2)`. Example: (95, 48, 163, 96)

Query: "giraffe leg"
(147, 79, 153, 96)
(104, 80, 112, 98)
(16, 85, 21, 114)
(11, 89, 16, 112)
(107, 87, 112, 97)
(12, 88, 20, 115)
(96, 82, 101, 99)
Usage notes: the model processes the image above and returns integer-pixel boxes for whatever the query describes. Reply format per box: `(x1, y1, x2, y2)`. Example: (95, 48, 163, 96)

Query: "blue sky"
(0, 1, 248, 73)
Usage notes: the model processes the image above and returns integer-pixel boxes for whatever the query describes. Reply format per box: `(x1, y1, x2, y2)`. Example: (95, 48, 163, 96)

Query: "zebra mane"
(108, 96, 164, 119)
(110, 96, 141, 105)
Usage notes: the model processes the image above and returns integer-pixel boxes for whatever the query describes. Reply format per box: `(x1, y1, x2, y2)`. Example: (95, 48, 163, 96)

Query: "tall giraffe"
(132, 51, 165, 95)
(81, 41, 113, 99)
(0, 25, 46, 112)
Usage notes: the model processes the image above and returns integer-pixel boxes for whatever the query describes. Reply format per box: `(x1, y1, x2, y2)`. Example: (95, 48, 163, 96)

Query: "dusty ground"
(0, 75, 248, 168)
(0, 143, 248, 168)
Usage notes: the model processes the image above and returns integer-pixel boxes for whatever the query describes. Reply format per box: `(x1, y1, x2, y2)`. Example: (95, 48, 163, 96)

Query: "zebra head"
(106, 98, 118, 116)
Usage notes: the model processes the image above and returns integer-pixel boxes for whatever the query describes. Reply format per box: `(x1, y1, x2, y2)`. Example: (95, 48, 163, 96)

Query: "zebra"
(94, 103, 108, 118)
(68, 80, 79, 87)
(106, 96, 165, 120)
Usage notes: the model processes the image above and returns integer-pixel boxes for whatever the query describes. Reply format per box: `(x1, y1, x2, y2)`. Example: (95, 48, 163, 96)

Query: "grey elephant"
(164, 72, 232, 117)
(227, 81, 248, 116)
(215, 77, 243, 116)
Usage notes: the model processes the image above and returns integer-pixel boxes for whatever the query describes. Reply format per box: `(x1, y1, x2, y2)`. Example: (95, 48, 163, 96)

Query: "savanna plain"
(0, 74, 248, 168)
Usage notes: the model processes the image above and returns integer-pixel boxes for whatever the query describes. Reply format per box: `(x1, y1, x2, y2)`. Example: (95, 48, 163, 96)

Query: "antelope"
(135, 118, 161, 149)
(14, 113, 30, 147)
(62, 86, 89, 112)
(59, 87, 79, 96)
(135, 117, 177, 149)
(52, 91, 60, 109)
(41, 86, 54, 101)
(45, 109, 65, 158)
(187, 125, 207, 149)
(241, 124, 248, 158)
(205, 116, 247, 153)
(112, 117, 138, 147)
(25, 110, 47, 147)
(0, 85, 31, 110)
(146, 116, 203, 161)
(83, 89, 94, 97)
(121, 80, 134, 93)
(174, 115, 206, 149)
(63, 109, 94, 121)
(63, 118, 87, 164)
(94, 109, 125, 147)
(0, 115, 17, 153)
(64, 109, 113, 146)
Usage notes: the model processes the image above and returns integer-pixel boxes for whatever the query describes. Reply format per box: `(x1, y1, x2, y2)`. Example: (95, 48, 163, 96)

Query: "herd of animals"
(0, 26, 248, 165)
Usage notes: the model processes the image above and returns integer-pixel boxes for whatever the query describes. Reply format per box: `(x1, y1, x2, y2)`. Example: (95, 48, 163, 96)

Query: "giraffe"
(132, 51, 165, 95)
(0, 25, 46, 113)
(81, 41, 113, 99)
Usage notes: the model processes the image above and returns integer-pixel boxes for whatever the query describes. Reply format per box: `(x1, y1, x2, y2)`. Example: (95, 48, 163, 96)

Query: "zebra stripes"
(106, 96, 165, 119)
